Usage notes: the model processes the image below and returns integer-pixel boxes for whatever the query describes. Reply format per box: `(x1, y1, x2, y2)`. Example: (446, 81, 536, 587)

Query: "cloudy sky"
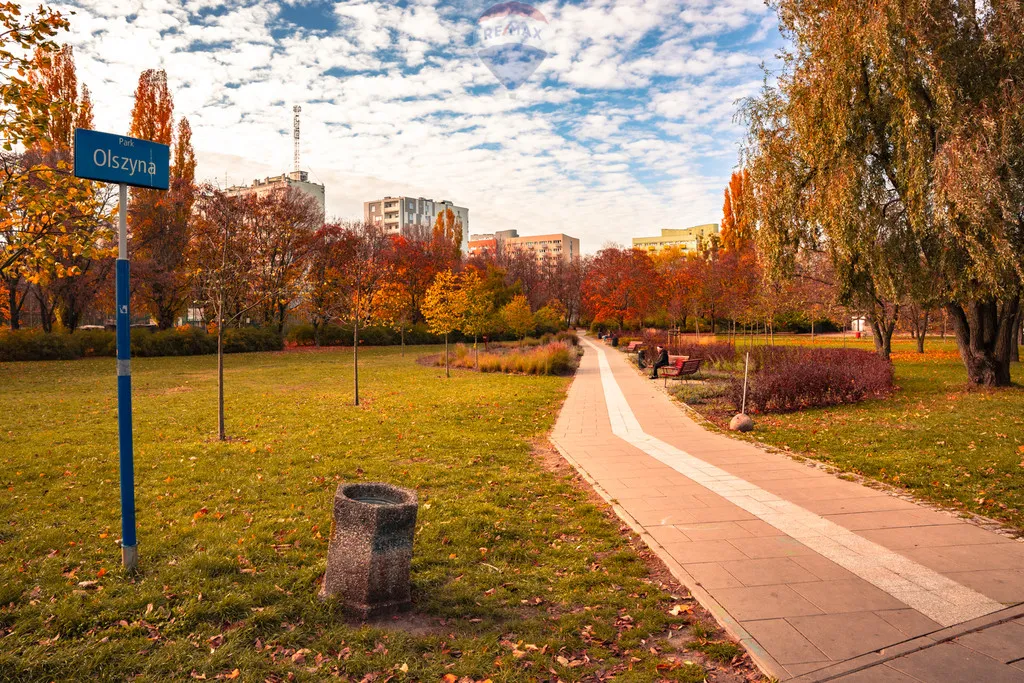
(54, 0, 783, 252)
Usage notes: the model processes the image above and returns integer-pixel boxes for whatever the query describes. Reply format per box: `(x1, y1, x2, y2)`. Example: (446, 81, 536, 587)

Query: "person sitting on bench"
(649, 346, 670, 379)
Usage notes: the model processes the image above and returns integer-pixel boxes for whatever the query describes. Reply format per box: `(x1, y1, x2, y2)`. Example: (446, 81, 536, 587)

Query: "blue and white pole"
(116, 182, 138, 571)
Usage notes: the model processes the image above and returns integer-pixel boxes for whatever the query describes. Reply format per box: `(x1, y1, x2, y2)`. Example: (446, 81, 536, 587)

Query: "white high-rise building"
(225, 170, 325, 219)
(363, 196, 469, 252)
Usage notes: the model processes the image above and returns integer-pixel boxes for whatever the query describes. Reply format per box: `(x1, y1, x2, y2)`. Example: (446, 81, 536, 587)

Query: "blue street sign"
(73, 128, 170, 190)
(73, 127, 171, 571)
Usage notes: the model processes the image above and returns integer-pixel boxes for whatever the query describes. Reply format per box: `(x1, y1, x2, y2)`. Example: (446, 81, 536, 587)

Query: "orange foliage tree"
(582, 248, 662, 330)
(27, 44, 115, 332)
(128, 69, 196, 329)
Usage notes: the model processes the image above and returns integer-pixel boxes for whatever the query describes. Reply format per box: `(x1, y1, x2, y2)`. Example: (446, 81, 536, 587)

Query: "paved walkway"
(550, 337, 1024, 681)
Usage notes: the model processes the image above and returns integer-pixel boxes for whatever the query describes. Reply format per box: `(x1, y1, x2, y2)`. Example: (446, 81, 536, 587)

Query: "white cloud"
(51, 0, 782, 252)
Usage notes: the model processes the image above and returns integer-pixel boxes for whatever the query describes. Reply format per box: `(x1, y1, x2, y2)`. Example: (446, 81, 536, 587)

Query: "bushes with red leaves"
(638, 331, 738, 364)
(731, 347, 894, 413)
(667, 341, 737, 364)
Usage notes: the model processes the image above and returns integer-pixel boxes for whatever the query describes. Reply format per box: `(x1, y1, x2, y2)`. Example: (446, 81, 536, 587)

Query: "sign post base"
(121, 544, 138, 572)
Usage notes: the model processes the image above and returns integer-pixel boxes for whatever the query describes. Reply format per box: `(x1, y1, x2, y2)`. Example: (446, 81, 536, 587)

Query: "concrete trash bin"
(320, 482, 418, 618)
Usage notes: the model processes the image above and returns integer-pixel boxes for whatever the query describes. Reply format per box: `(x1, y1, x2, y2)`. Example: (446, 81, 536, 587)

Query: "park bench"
(661, 358, 703, 386)
(625, 341, 643, 353)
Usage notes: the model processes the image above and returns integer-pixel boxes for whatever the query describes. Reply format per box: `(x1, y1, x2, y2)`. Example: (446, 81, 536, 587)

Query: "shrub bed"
(0, 327, 282, 362)
(730, 347, 894, 413)
(438, 341, 577, 376)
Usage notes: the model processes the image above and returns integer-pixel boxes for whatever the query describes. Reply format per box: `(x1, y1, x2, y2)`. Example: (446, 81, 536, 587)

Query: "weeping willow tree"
(743, 0, 1024, 384)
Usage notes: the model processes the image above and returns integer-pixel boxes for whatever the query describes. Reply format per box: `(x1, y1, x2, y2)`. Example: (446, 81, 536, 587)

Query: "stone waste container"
(320, 482, 418, 618)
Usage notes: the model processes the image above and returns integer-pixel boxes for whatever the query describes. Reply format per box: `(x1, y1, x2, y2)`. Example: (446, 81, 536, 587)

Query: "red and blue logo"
(477, 2, 548, 90)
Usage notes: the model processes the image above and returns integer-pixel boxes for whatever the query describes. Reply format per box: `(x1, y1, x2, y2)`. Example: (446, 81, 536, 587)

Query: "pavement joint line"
(582, 339, 1004, 628)
(789, 602, 1024, 682)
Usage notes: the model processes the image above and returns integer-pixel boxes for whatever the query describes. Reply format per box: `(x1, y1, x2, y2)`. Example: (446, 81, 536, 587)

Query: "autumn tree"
(247, 187, 320, 331)
(720, 169, 752, 254)
(390, 235, 441, 323)
(372, 279, 413, 356)
(535, 298, 568, 334)
(26, 44, 114, 332)
(129, 70, 196, 329)
(304, 223, 355, 347)
(501, 294, 535, 344)
(0, 12, 113, 331)
(460, 268, 493, 368)
(422, 269, 465, 378)
(582, 248, 661, 330)
(0, 3, 68, 148)
(334, 221, 392, 405)
(190, 188, 256, 440)
(548, 256, 586, 326)
(432, 207, 463, 263)
(743, 0, 1023, 381)
(653, 247, 700, 331)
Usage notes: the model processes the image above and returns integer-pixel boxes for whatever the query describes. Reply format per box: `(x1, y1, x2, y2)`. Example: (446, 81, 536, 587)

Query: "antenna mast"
(292, 105, 301, 174)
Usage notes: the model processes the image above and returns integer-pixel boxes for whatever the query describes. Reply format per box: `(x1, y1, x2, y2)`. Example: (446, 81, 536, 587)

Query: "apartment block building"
(224, 170, 325, 217)
(468, 229, 581, 264)
(363, 196, 469, 251)
(632, 223, 719, 253)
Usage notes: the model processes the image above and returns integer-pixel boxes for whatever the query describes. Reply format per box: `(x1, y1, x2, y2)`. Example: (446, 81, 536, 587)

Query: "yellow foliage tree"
(459, 269, 493, 369)
(501, 294, 535, 344)
(422, 269, 466, 378)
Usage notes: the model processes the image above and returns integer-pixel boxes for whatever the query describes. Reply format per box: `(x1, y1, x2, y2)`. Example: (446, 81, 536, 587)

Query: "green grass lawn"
(0, 347, 746, 682)
(678, 335, 1024, 532)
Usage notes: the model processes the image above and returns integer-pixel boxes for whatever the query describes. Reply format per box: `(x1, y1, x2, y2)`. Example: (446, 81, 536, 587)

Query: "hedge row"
(730, 347, 894, 413)
(0, 327, 283, 362)
(285, 324, 576, 347)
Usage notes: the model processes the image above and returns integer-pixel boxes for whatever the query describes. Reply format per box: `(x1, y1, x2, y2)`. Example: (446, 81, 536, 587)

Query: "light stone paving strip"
(583, 339, 1003, 628)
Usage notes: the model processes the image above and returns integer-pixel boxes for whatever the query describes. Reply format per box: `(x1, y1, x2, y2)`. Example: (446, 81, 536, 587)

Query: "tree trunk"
(474, 333, 479, 370)
(1010, 309, 1021, 363)
(217, 299, 225, 441)
(946, 298, 1019, 386)
(34, 286, 54, 333)
(916, 310, 929, 354)
(870, 317, 895, 360)
(444, 333, 450, 378)
(277, 301, 287, 334)
(6, 277, 25, 330)
(400, 324, 405, 358)
(157, 299, 175, 330)
(353, 315, 360, 406)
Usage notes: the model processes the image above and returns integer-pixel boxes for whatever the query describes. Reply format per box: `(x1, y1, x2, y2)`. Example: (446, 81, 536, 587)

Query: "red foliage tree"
(582, 248, 662, 330)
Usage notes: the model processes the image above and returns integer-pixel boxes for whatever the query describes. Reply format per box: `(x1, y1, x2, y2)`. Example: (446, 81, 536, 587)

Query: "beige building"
(632, 223, 719, 253)
(469, 229, 581, 264)
(363, 196, 469, 252)
(225, 170, 325, 218)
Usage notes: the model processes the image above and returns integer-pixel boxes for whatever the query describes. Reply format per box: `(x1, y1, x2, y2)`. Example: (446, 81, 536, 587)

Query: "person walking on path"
(649, 345, 670, 379)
